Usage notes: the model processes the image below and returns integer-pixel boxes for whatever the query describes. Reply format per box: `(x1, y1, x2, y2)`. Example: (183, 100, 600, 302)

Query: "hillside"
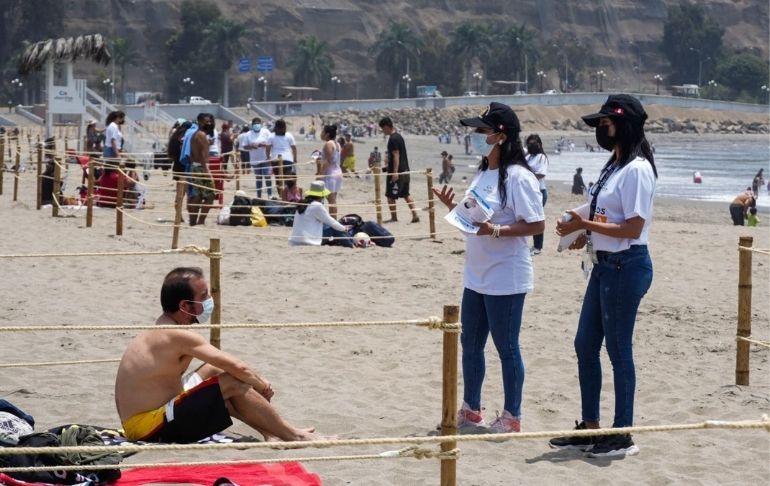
(56, 0, 769, 102)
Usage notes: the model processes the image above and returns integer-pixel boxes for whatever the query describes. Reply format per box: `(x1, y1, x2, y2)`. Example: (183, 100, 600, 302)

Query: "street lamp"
(10, 78, 23, 104)
(330, 76, 341, 100)
(516, 37, 528, 93)
(257, 76, 267, 102)
(472, 72, 482, 94)
(653, 74, 663, 95)
(688, 47, 711, 88)
(596, 70, 607, 92)
(401, 74, 411, 98)
(536, 70, 546, 93)
(761, 85, 770, 104)
(102, 78, 115, 99)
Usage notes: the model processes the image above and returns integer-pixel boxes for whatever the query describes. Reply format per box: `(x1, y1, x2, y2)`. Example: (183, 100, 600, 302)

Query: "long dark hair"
(296, 195, 322, 214)
(322, 124, 337, 140)
(606, 118, 658, 178)
(479, 130, 532, 206)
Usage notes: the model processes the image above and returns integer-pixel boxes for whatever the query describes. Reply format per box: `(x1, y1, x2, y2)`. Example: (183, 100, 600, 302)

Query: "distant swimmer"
(693, 171, 702, 183)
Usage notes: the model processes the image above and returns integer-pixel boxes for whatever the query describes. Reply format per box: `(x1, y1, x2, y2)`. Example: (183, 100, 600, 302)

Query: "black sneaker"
(548, 421, 597, 451)
(587, 434, 639, 458)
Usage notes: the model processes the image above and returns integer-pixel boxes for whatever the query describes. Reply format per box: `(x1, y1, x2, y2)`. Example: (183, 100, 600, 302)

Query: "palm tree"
(112, 38, 138, 103)
(203, 18, 245, 106)
(499, 24, 539, 93)
(369, 21, 422, 98)
(287, 36, 334, 88)
(449, 23, 492, 92)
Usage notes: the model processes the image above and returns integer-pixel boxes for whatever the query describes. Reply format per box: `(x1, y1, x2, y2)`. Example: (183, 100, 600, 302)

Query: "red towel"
(113, 463, 322, 486)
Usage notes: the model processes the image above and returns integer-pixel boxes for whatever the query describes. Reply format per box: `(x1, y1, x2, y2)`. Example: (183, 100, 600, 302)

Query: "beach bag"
(339, 214, 363, 233)
(360, 221, 394, 247)
(250, 207, 267, 227)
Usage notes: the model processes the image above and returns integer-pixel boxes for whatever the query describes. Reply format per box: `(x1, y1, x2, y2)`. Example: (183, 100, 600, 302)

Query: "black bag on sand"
(360, 221, 394, 247)
(229, 196, 253, 226)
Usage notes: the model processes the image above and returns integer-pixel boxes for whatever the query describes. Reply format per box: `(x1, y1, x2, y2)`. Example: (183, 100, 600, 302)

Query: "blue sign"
(256, 56, 273, 73)
(238, 57, 251, 72)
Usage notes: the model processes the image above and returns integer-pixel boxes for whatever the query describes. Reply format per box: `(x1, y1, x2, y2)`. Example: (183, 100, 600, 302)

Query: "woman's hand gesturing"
(432, 184, 456, 209)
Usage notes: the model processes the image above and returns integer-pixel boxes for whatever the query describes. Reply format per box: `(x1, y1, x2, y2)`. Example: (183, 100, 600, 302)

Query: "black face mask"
(203, 124, 215, 136)
(526, 143, 539, 154)
(595, 125, 615, 151)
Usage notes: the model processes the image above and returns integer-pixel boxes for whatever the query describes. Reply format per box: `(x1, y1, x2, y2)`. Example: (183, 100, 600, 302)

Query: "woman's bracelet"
(492, 224, 501, 238)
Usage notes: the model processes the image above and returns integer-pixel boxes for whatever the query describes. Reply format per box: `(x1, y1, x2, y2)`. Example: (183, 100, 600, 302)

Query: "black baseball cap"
(582, 94, 648, 127)
(460, 102, 521, 134)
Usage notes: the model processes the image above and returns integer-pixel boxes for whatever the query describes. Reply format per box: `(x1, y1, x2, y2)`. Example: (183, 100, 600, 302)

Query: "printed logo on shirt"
(594, 207, 608, 223)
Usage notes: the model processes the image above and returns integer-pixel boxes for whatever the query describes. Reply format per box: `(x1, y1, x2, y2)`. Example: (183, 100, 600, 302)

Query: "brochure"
(557, 203, 591, 252)
(444, 188, 494, 234)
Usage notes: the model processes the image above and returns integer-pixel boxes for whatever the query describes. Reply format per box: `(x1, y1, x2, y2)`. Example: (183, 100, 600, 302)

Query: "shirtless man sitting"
(115, 267, 321, 443)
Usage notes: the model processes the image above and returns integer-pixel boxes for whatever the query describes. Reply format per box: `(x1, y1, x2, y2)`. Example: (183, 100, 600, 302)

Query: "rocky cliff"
(59, 0, 768, 101)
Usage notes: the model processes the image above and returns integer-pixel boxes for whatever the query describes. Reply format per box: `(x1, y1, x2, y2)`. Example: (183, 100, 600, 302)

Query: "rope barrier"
(738, 246, 770, 256)
(0, 358, 121, 368)
(0, 447, 461, 473)
(0, 245, 212, 259)
(0, 417, 766, 457)
(737, 336, 770, 349)
(0, 317, 453, 333)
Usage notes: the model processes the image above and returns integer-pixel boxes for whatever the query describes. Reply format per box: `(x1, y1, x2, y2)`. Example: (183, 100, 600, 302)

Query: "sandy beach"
(0, 131, 768, 486)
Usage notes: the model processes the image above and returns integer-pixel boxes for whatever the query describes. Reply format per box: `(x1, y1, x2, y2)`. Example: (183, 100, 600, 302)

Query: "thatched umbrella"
(18, 34, 111, 75)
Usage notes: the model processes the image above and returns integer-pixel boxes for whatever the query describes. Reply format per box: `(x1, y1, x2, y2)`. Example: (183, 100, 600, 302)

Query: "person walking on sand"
(551, 94, 657, 458)
(318, 124, 343, 219)
(379, 117, 420, 223)
(525, 134, 548, 255)
(433, 102, 545, 434)
(115, 267, 329, 443)
(186, 113, 217, 226)
(572, 167, 586, 195)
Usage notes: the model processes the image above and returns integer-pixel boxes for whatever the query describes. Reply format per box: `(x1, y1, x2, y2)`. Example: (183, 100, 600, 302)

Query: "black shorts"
(150, 376, 233, 443)
(386, 174, 410, 199)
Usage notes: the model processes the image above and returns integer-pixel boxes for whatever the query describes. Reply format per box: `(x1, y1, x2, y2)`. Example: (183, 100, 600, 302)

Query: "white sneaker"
(457, 401, 486, 428)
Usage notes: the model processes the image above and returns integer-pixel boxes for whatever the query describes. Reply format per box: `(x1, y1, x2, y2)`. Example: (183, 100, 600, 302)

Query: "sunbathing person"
(115, 267, 325, 443)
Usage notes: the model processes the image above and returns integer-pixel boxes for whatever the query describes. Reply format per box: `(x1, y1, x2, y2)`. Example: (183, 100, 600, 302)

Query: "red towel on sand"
(114, 463, 322, 486)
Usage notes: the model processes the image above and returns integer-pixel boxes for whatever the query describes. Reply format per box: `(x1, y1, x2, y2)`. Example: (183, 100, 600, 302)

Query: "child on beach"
(747, 206, 760, 227)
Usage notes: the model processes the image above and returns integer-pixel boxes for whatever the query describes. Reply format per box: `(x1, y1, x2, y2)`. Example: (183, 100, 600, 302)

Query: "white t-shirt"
(246, 127, 272, 165)
(208, 129, 220, 155)
(464, 165, 545, 295)
(590, 157, 656, 252)
(236, 132, 249, 151)
(268, 132, 296, 162)
(105, 122, 122, 152)
(289, 201, 346, 246)
(526, 153, 547, 191)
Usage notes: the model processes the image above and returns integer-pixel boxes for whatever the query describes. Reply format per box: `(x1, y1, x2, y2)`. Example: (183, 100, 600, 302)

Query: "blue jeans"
(461, 288, 526, 417)
(575, 245, 652, 427)
(252, 162, 272, 198)
(532, 189, 547, 250)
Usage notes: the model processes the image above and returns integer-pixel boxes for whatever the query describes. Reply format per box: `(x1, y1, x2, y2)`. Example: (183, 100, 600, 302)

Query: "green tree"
(112, 38, 138, 103)
(369, 21, 422, 98)
(415, 28, 461, 96)
(287, 36, 334, 88)
(491, 24, 540, 93)
(449, 23, 492, 93)
(661, 2, 724, 85)
(715, 53, 770, 103)
(204, 18, 246, 106)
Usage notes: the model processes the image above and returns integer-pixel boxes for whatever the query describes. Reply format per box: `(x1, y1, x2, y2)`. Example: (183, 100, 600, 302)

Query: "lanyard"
(587, 163, 619, 236)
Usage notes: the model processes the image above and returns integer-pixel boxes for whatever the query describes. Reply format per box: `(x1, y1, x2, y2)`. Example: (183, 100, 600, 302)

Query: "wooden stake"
(115, 167, 125, 236)
(426, 168, 436, 239)
(276, 154, 284, 199)
(209, 238, 222, 349)
(52, 158, 61, 218)
(36, 136, 42, 210)
(171, 180, 185, 249)
(235, 151, 241, 191)
(373, 167, 383, 225)
(12, 146, 20, 202)
(441, 304, 459, 486)
(0, 135, 5, 196)
(86, 159, 95, 227)
(736, 236, 754, 385)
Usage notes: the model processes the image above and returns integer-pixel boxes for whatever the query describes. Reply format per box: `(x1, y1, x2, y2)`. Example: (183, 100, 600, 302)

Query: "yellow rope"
(738, 246, 770, 256)
(0, 246, 211, 259)
(0, 447, 461, 473)
(0, 417, 766, 457)
(0, 358, 121, 368)
(0, 318, 452, 333)
(737, 336, 770, 349)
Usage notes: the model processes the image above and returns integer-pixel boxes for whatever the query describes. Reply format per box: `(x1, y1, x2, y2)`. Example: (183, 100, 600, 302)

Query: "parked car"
(189, 96, 212, 104)
(542, 89, 560, 95)
(463, 91, 481, 97)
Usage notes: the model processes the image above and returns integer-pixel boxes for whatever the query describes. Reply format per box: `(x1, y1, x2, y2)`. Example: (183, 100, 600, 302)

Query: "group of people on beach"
(115, 95, 657, 460)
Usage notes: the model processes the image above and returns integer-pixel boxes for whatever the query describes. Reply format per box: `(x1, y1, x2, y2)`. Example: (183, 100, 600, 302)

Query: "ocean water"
(543, 139, 770, 207)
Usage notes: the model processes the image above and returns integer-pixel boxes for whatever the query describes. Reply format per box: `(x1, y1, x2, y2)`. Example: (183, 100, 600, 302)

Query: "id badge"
(586, 238, 599, 264)
(581, 251, 594, 281)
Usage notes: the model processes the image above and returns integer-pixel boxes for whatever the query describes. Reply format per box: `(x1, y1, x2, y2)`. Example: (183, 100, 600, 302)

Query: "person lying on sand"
(115, 266, 328, 443)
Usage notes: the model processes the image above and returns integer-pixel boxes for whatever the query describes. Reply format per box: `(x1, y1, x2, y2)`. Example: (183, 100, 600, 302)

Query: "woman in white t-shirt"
(266, 119, 298, 181)
(103, 110, 125, 161)
(551, 94, 657, 458)
(525, 134, 548, 255)
(433, 102, 545, 434)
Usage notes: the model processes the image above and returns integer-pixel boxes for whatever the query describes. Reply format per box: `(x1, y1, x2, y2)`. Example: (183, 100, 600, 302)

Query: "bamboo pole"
(276, 154, 284, 198)
(736, 236, 754, 386)
(373, 167, 383, 225)
(86, 159, 95, 227)
(36, 136, 42, 210)
(0, 134, 5, 196)
(171, 180, 185, 249)
(52, 158, 61, 218)
(440, 304, 459, 486)
(12, 145, 20, 202)
(235, 151, 241, 191)
(426, 168, 436, 239)
(209, 238, 222, 349)
(115, 168, 125, 236)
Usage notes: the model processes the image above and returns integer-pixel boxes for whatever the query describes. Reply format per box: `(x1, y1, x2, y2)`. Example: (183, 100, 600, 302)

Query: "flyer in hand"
(444, 188, 494, 234)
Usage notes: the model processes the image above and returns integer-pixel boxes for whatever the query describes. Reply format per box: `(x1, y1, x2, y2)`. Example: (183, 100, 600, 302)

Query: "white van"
(189, 96, 212, 105)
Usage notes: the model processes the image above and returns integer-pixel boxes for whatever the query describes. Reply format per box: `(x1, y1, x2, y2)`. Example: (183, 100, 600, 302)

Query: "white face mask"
(470, 132, 496, 157)
(251, 124, 262, 132)
(182, 296, 215, 323)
